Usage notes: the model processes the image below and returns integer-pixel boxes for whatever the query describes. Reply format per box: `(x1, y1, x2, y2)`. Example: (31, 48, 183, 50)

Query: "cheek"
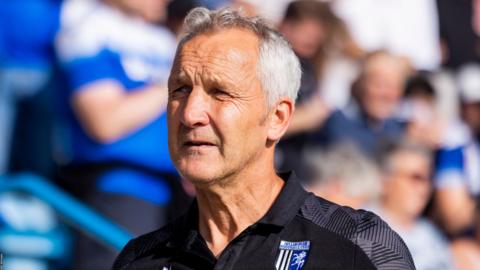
(388, 179, 409, 200)
(363, 87, 379, 104)
(418, 183, 432, 199)
(215, 105, 266, 152)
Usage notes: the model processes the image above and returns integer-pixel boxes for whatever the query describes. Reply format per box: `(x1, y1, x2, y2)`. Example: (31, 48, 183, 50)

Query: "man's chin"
(177, 166, 220, 185)
(177, 165, 236, 189)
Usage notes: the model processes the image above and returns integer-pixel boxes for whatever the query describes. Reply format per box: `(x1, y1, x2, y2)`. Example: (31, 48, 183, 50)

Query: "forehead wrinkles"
(177, 41, 258, 85)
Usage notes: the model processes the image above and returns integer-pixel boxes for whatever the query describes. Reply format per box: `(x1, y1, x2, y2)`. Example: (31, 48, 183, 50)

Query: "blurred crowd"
(0, 0, 479, 269)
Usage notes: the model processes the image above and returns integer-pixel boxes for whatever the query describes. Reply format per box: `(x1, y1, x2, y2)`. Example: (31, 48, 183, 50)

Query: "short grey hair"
(379, 141, 433, 176)
(306, 143, 381, 200)
(178, 7, 301, 106)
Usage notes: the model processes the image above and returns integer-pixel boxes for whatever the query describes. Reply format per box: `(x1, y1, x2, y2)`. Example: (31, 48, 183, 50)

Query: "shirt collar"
(167, 172, 310, 247)
(256, 172, 310, 227)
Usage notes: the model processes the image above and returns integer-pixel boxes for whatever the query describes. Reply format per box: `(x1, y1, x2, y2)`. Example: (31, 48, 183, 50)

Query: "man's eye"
(212, 88, 229, 96)
(171, 86, 191, 95)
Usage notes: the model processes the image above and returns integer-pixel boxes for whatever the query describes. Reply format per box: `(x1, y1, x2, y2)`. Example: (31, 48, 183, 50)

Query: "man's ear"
(267, 98, 294, 142)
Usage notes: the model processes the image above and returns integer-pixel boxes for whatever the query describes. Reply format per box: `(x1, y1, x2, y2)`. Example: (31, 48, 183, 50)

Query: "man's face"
(361, 58, 405, 121)
(281, 18, 326, 59)
(383, 151, 431, 219)
(167, 28, 271, 185)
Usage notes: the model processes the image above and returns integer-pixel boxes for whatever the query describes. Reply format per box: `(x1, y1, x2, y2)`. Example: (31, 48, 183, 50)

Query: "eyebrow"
(171, 63, 248, 96)
(169, 70, 189, 85)
(202, 71, 241, 94)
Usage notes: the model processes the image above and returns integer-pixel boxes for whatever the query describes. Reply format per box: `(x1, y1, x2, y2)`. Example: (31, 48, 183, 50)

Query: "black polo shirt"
(113, 173, 415, 270)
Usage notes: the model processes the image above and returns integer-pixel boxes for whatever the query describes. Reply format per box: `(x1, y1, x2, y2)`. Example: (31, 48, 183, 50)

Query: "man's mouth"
(183, 140, 216, 147)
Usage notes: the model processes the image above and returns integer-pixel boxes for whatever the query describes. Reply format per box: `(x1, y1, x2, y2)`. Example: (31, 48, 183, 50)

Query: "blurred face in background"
(359, 54, 407, 122)
(280, 18, 326, 59)
(382, 151, 432, 221)
(111, 0, 169, 23)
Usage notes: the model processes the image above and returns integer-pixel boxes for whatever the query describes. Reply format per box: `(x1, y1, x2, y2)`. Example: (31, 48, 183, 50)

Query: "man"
(306, 143, 381, 210)
(113, 7, 414, 270)
(434, 63, 480, 234)
(275, 0, 352, 179)
(372, 142, 454, 270)
(314, 50, 411, 156)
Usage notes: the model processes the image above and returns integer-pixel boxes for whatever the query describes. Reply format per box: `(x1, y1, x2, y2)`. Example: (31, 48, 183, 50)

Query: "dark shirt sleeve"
(354, 211, 416, 270)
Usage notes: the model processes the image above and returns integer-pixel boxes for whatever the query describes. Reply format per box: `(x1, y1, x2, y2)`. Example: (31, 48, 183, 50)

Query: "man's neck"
(194, 164, 284, 257)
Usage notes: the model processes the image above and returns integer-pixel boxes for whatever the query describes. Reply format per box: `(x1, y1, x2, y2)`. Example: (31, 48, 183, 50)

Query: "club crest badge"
(275, 240, 310, 270)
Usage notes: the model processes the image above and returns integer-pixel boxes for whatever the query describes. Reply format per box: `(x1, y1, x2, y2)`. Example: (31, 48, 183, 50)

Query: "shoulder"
(441, 120, 471, 149)
(112, 219, 179, 270)
(57, 1, 176, 60)
(299, 195, 416, 270)
(56, 1, 114, 61)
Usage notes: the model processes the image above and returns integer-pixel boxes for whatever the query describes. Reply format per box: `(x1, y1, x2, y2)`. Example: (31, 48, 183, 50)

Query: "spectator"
(400, 74, 446, 149)
(55, 0, 189, 268)
(434, 64, 480, 235)
(305, 143, 381, 209)
(279, 0, 362, 118)
(276, 0, 362, 177)
(313, 50, 411, 156)
(372, 141, 455, 270)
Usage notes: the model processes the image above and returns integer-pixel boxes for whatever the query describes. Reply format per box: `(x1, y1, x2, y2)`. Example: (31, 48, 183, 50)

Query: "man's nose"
(181, 87, 210, 128)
